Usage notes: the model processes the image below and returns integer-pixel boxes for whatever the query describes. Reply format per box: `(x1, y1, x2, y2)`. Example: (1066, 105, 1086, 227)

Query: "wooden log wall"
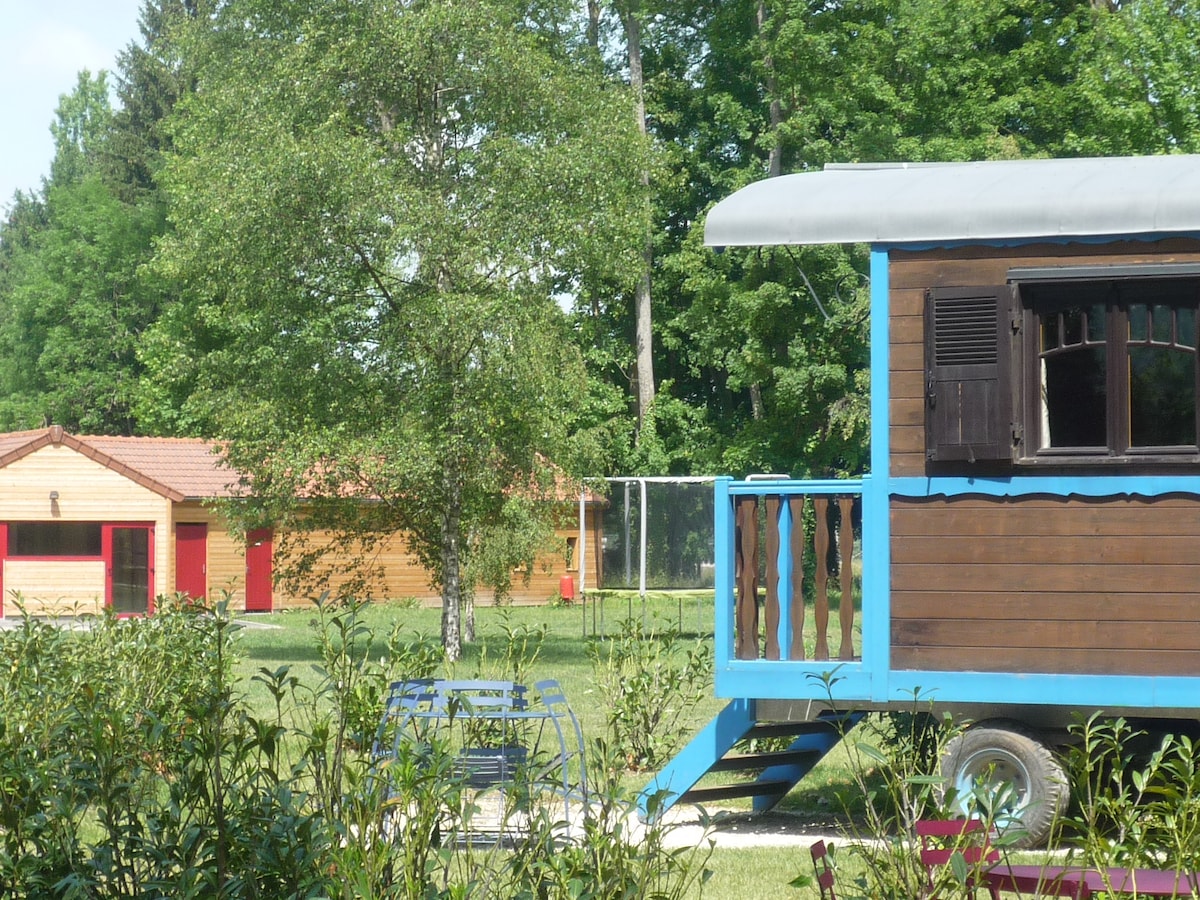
(891, 494, 1200, 676)
(888, 239, 1200, 677)
(734, 493, 859, 661)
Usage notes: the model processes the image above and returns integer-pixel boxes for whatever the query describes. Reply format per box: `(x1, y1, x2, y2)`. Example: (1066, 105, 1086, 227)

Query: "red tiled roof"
(0, 428, 602, 506)
(0, 427, 238, 501)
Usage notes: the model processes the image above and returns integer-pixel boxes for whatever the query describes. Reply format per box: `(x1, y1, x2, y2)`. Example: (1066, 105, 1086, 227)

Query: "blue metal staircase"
(639, 698, 863, 818)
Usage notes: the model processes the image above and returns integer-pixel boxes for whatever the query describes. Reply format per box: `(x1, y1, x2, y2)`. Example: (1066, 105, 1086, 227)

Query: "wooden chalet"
(645, 154, 1200, 844)
(0, 426, 598, 617)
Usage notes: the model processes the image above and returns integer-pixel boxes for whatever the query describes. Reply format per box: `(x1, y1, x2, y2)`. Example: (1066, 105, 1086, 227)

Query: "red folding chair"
(810, 839, 839, 900)
(916, 819, 1002, 900)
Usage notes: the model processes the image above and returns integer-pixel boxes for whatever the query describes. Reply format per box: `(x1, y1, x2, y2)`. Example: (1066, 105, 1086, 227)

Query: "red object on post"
(559, 573, 575, 601)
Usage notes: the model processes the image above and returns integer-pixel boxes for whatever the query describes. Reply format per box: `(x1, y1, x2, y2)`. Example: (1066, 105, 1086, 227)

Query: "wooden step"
(743, 720, 841, 741)
(708, 749, 819, 773)
(680, 779, 794, 803)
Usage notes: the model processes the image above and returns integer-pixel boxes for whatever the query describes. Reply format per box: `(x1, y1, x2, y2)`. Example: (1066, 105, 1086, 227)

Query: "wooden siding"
(0, 443, 602, 616)
(0, 446, 173, 608)
(889, 239, 1200, 477)
(4, 560, 105, 616)
(171, 502, 248, 607)
(265, 514, 601, 610)
(891, 494, 1200, 675)
(174, 503, 604, 612)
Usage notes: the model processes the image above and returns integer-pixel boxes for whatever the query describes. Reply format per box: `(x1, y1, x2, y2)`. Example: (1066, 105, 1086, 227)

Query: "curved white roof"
(703, 155, 1200, 248)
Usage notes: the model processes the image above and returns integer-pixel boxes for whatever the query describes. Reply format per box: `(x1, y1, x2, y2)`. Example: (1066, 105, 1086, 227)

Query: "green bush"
(0, 596, 714, 899)
(587, 617, 712, 772)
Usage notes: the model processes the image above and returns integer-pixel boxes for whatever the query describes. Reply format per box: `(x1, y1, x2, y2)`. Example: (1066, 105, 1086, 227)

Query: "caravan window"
(1020, 277, 1200, 461)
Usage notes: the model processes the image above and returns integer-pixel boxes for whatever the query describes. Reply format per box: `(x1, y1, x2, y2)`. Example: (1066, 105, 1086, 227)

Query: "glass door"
(105, 525, 153, 615)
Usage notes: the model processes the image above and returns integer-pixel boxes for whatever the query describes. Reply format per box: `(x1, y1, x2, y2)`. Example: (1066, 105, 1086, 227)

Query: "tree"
(107, 0, 201, 198)
(0, 72, 168, 434)
(1067, 0, 1200, 155)
(149, 0, 645, 659)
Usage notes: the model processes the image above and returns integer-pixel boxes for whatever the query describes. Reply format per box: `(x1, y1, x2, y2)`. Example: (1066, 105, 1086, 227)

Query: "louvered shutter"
(924, 285, 1014, 463)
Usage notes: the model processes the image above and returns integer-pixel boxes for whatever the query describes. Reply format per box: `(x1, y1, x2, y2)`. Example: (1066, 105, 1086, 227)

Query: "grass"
(229, 593, 859, 898)
(232, 595, 729, 750)
(706, 847, 816, 899)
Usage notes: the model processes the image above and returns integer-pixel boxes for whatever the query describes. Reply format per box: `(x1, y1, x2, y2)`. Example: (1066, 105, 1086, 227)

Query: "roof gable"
(0, 427, 237, 502)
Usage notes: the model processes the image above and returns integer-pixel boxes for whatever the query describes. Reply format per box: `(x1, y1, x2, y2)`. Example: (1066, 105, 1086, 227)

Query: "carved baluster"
(813, 496, 830, 660)
(764, 495, 781, 660)
(735, 496, 760, 659)
(838, 496, 856, 660)
(789, 496, 806, 660)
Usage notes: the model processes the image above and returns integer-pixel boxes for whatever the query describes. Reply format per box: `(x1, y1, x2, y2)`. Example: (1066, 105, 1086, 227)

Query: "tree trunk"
(440, 466, 463, 662)
(587, 0, 601, 49)
(462, 578, 475, 643)
(624, 3, 656, 437)
(757, 0, 785, 179)
(749, 382, 765, 420)
(750, 0, 783, 414)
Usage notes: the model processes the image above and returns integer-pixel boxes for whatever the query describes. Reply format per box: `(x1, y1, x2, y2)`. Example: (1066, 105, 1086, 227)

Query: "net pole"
(640, 477, 648, 628)
(579, 488, 587, 639)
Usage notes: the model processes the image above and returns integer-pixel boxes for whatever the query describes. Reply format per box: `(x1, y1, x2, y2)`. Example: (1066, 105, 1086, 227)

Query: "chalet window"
(8, 521, 103, 557)
(1017, 273, 1200, 462)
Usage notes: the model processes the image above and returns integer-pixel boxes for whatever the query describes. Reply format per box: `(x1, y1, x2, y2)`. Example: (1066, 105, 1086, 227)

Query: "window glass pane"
(1041, 316, 1060, 351)
(1062, 308, 1083, 345)
(1087, 305, 1106, 342)
(1041, 345, 1107, 448)
(1129, 346, 1196, 447)
(111, 527, 150, 615)
(1152, 305, 1174, 343)
(8, 522, 102, 556)
(1129, 304, 1148, 342)
(1179, 307, 1196, 350)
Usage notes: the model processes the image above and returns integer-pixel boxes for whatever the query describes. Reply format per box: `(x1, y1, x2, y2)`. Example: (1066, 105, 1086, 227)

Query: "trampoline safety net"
(596, 478, 715, 591)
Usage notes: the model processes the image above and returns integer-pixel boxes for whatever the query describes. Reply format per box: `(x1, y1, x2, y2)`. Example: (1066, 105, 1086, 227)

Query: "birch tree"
(149, 0, 644, 659)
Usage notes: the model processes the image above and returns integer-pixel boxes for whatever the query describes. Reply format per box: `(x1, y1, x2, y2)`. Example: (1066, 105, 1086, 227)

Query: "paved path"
(658, 807, 844, 849)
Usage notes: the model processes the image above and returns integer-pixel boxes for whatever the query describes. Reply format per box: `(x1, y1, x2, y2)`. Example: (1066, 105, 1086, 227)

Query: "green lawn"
(232, 594, 726, 758)
(230, 594, 849, 898)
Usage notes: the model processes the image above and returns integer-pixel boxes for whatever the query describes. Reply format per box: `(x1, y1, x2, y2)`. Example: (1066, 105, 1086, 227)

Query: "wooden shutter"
(924, 285, 1014, 463)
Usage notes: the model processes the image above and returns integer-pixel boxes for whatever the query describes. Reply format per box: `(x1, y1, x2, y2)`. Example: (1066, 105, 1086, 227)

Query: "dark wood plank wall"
(889, 240, 1200, 478)
(891, 495, 1200, 675)
(888, 240, 1200, 676)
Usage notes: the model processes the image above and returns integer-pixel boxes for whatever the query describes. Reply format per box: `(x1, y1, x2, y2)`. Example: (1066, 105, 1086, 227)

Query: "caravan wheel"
(939, 721, 1069, 848)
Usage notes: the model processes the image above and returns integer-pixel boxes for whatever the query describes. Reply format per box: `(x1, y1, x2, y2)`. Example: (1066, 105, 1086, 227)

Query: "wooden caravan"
(0, 427, 599, 616)
(645, 155, 1200, 844)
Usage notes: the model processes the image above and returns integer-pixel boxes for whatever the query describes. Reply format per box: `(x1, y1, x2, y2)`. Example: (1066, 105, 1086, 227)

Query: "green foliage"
(0, 72, 169, 435)
(1065, 713, 1200, 873)
(493, 744, 715, 900)
(795, 678, 998, 900)
(464, 611, 548, 690)
(1067, 0, 1200, 155)
(588, 617, 712, 771)
(147, 0, 646, 660)
(0, 596, 716, 898)
(2, 0, 1200, 487)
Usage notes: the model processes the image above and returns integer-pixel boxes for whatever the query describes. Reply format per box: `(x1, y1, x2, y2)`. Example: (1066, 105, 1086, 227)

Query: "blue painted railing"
(714, 477, 867, 690)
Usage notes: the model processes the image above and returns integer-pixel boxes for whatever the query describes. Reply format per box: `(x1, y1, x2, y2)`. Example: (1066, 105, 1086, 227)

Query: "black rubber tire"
(938, 720, 1069, 848)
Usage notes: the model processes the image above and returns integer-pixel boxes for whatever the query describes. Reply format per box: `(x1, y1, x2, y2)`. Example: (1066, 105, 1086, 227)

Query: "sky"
(1, 0, 144, 211)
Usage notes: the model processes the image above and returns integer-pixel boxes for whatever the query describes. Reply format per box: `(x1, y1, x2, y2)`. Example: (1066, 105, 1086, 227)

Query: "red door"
(175, 523, 208, 603)
(245, 528, 273, 612)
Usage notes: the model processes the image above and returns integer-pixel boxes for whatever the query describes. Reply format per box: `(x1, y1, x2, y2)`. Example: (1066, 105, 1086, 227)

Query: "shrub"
(0, 596, 717, 898)
(587, 617, 712, 772)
